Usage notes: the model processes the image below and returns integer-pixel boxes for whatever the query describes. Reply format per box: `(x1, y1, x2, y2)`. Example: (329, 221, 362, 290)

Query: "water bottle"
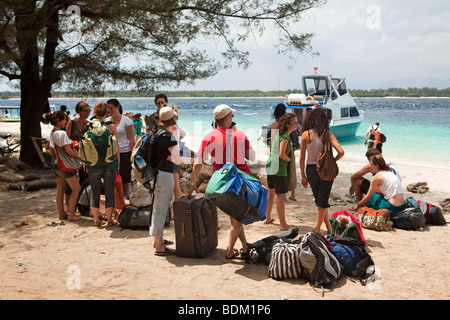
(134, 154, 146, 170)
(179, 141, 185, 157)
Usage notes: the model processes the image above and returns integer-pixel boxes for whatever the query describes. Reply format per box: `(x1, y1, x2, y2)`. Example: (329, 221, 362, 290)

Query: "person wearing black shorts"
(299, 109, 344, 234)
(265, 113, 298, 230)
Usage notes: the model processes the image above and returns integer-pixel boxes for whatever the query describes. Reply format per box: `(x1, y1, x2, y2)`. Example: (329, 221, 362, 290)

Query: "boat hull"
(329, 120, 362, 140)
(0, 118, 20, 122)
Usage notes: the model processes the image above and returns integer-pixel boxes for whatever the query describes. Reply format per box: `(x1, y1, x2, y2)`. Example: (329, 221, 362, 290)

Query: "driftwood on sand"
(0, 155, 56, 191)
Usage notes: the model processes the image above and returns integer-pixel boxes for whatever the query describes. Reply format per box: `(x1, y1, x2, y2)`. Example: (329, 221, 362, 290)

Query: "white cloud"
(185, 0, 450, 90)
(2, 1, 449, 92)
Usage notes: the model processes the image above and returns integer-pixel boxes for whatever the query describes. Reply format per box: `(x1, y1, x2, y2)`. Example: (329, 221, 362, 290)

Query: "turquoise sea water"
(2, 97, 449, 167)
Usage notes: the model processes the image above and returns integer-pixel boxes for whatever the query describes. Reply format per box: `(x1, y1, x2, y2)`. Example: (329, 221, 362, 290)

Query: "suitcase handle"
(181, 222, 186, 239)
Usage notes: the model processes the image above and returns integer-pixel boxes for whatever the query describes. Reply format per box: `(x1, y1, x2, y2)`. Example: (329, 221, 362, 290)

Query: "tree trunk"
(16, 3, 59, 166)
(19, 83, 49, 166)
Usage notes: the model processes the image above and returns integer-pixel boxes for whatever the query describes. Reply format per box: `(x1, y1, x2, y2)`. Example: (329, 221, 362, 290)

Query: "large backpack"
(205, 162, 268, 225)
(131, 128, 165, 190)
(390, 207, 426, 231)
(299, 232, 342, 288)
(246, 227, 299, 264)
(327, 236, 375, 283)
(330, 210, 365, 243)
(118, 204, 171, 229)
(268, 242, 302, 280)
(79, 119, 118, 173)
(418, 200, 446, 225)
(77, 180, 92, 216)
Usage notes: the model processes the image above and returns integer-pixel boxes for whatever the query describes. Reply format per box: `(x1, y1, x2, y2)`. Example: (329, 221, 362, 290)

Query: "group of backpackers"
(44, 101, 123, 227)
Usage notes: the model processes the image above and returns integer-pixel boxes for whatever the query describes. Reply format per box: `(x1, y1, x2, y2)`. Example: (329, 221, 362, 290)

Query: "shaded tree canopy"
(0, 0, 325, 164)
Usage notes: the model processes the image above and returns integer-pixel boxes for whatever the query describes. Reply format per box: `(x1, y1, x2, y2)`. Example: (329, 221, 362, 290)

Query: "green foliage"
(0, 0, 326, 94)
(350, 87, 450, 97)
(3, 88, 449, 98)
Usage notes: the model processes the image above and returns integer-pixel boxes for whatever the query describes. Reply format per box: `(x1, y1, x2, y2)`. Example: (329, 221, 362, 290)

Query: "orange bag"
(357, 206, 393, 231)
(114, 174, 126, 210)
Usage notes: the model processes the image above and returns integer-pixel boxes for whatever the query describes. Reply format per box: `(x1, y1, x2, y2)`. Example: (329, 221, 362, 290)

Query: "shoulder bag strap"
(321, 130, 327, 153)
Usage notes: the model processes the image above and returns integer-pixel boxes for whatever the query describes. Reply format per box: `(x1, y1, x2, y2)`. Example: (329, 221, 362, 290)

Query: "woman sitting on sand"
(43, 111, 83, 221)
(353, 154, 406, 214)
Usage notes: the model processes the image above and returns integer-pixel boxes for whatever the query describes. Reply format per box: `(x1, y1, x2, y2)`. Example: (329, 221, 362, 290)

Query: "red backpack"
(418, 200, 446, 225)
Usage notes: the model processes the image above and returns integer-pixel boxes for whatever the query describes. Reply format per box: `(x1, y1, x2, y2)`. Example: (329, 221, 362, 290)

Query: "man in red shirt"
(188, 104, 255, 259)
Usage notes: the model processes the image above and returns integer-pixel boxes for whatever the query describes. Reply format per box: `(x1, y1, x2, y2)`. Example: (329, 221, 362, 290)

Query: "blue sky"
(176, 0, 450, 91)
(1, 1, 449, 92)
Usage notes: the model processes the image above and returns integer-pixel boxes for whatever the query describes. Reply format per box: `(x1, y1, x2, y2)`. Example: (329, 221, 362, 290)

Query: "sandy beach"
(0, 121, 449, 301)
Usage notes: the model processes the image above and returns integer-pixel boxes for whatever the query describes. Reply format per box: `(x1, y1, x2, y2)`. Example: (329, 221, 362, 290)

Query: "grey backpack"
(299, 232, 342, 288)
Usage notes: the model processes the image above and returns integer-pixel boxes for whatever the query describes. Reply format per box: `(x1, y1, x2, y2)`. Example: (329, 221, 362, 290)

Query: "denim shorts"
(52, 165, 77, 179)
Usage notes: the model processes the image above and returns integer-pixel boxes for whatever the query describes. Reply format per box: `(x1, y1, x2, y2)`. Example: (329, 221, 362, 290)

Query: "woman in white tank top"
(356, 155, 406, 214)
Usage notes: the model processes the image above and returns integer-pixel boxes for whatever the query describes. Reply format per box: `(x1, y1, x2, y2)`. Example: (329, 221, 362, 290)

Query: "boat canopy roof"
(270, 103, 320, 109)
(301, 75, 348, 97)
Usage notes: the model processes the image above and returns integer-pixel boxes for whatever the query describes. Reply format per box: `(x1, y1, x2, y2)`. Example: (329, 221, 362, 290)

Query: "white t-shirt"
(115, 115, 134, 153)
(50, 130, 72, 149)
(386, 159, 401, 182)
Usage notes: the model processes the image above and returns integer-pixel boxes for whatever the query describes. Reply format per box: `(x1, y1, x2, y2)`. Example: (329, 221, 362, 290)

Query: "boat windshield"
(302, 76, 348, 100)
(303, 77, 329, 97)
(331, 78, 348, 96)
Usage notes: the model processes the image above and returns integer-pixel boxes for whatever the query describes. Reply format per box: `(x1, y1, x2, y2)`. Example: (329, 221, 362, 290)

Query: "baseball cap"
(214, 104, 236, 120)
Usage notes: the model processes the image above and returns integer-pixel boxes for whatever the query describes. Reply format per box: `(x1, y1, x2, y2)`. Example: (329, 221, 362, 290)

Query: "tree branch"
(0, 69, 20, 80)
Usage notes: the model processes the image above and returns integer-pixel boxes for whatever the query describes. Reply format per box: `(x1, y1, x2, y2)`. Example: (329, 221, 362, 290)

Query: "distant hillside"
(2, 87, 450, 99)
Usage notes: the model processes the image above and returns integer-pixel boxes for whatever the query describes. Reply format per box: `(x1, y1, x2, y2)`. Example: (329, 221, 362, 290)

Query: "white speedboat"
(0, 105, 56, 122)
(0, 106, 21, 122)
(261, 74, 364, 143)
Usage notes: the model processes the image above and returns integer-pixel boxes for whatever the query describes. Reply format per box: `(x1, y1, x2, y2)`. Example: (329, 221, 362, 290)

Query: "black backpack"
(118, 204, 171, 229)
(245, 227, 299, 264)
(390, 207, 426, 231)
(289, 125, 301, 150)
(131, 127, 166, 190)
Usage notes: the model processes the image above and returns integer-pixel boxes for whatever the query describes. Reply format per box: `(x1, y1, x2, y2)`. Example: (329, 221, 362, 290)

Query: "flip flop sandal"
(239, 248, 248, 260)
(226, 248, 239, 259)
(164, 239, 174, 245)
(47, 221, 65, 227)
(154, 247, 176, 256)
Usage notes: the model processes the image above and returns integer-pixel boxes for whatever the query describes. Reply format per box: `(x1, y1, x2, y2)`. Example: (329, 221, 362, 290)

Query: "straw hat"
(159, 106, 177, 121)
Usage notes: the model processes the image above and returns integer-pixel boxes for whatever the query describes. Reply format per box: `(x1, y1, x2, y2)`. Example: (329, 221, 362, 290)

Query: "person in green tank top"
(265, 113, 298, 230)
